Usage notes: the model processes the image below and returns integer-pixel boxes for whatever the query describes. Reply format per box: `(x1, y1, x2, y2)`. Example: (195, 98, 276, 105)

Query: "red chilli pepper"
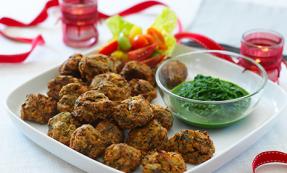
(128, 44, 156, 61)
(141, 54, 166, 67)
(98, 40, 118, 55)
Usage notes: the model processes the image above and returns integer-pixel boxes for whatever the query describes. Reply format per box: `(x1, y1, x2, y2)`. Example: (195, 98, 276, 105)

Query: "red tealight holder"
(240, 29, 284, 82)
(60, 0, 99, 48)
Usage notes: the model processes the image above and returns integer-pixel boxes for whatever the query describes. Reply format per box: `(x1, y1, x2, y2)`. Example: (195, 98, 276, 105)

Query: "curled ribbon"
(252, 151, 287, 173)
(175, 32, 233, 61)
(0, 0, 226, 63)
(0, 0, 58, 63)
(0, 31, 45, 63)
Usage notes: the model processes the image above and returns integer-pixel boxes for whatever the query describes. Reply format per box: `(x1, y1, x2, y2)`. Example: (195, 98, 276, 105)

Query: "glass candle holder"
(240, 29, 284, 82)
(60, 0, 99, 48)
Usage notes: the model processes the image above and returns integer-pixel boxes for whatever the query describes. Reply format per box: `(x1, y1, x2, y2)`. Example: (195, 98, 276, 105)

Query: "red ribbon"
(175, 32, 233, 61)
(0, 0, 58, 63)
(0, 31, 45, 63)
(0, 0, 59, 27)
(0, 0, 226, 64)
(252, 151, 287, 173)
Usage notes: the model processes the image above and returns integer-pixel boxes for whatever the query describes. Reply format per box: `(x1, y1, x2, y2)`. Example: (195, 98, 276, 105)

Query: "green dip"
(171, 75, 251, 127)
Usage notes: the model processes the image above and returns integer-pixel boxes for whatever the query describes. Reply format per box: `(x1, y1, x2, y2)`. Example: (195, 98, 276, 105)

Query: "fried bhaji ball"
(110, 56, 125, 73)
(104, 143, 142, 173)
(120, 61, 154, 85)
(47, 75, 81, 100)
(59, 54, 83, 77)
(112, 96, 154, 129)
(95, 120, 124, 145)
(142, 151, 186, 173)
(48, 112, 80, 145)
(57, 83, 89, 112)
(57, 95, 78, 113)
(21, 94, 57, 124)
(127, 120, 168, 152)
(129, 79, 156, 102)
(70, 124, 107, 159)
(59, 82, 88, 98)
(90, 73, 131, 101)
(165, 130, 215, 164)
(151, 104, 173, 130)
(73, 90, 113, 123)
(160, 60, 188, 88)
(78, 54, 116, 82)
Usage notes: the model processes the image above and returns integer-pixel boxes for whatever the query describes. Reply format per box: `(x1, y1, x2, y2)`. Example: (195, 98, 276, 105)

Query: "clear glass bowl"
(156, 50, 267, 128)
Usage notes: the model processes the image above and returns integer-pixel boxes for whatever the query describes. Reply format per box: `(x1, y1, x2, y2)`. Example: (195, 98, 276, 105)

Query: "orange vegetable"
(131, 35, 150, 50)
(144, 34, 155, 44)
(147, 27, 167, 50)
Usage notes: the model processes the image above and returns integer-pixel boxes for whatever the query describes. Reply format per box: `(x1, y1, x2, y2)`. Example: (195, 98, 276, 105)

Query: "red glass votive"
(60, 0, 99, 48)
(240, 29, 284, 82)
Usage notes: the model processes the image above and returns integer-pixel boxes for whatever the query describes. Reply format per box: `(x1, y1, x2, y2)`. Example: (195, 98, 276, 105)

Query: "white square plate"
(5, 45, 287, 173)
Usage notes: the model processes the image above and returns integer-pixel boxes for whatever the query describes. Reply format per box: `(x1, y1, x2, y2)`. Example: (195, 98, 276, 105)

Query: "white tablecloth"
(1, 0, 287, 173)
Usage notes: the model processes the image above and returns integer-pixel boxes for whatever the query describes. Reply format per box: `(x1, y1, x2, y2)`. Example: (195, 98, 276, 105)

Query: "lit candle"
(240, 29, 284, 82)
(60, 0, 99, 48)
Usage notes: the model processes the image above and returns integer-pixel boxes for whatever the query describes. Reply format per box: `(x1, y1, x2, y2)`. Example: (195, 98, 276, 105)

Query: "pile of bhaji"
(20, 8, 215, 173)
(20, 52, 215, 173)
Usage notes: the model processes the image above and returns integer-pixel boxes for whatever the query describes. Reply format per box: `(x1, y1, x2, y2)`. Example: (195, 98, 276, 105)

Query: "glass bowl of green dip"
(155, 50, 267, 128)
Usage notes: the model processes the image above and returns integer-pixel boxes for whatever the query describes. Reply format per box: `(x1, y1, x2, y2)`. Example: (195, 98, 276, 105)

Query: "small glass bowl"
(155, 50, 267, 128)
